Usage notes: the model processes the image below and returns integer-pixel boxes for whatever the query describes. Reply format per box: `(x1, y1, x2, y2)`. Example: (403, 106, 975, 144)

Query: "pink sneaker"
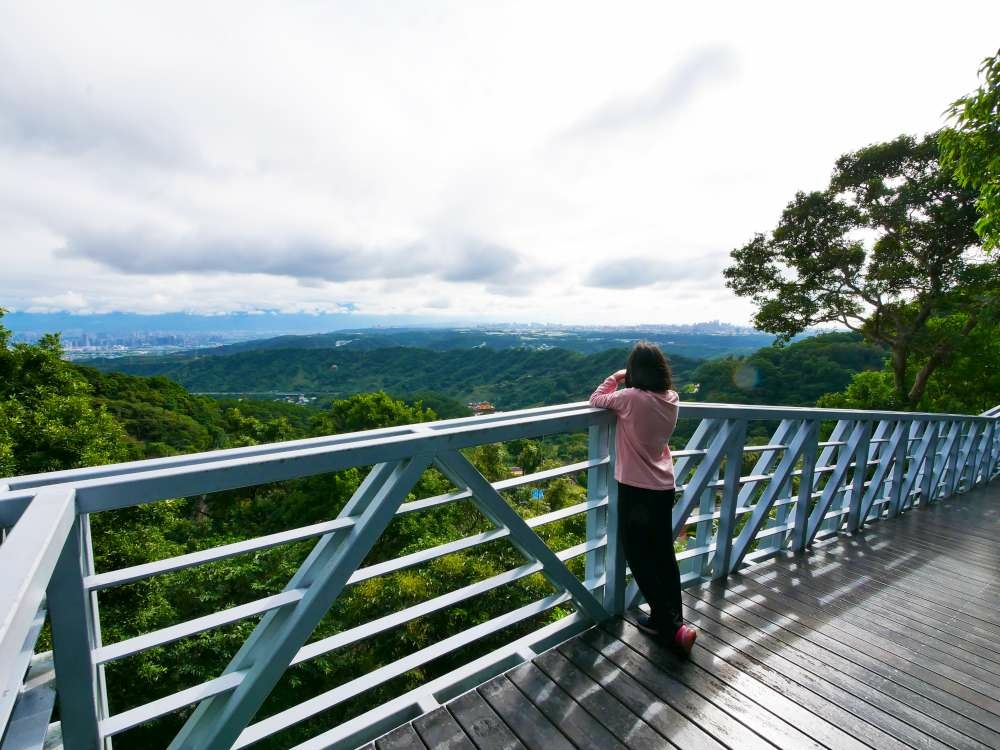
(674, 624, 697, 655)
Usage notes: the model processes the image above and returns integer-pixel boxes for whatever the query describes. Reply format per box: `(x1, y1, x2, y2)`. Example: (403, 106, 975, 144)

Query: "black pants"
(618, 482, 683, 631)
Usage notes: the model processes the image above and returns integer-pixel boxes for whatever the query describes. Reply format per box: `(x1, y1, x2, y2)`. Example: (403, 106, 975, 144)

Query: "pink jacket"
(589, 375, 679, 490)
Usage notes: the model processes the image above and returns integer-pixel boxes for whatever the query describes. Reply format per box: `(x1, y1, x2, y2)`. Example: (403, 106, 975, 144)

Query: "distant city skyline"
(4, 311, 764, 338)
(2, 2, 997, 324)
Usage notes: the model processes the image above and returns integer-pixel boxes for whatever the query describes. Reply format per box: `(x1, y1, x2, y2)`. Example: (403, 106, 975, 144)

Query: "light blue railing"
(1, 401, 998, 750)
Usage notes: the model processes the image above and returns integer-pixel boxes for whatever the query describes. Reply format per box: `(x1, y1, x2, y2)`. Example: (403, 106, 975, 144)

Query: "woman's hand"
(612, 369, 627, 383)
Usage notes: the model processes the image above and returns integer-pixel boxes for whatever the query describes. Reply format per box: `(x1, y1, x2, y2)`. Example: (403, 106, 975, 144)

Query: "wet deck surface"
(367, 480, 1000, 749)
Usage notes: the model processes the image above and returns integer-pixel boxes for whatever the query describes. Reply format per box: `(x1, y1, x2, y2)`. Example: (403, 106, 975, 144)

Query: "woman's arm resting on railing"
(590, 370, 627, 410)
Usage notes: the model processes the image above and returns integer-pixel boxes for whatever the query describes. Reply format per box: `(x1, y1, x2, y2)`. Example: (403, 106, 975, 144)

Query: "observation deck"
(2, 401, 998, 750)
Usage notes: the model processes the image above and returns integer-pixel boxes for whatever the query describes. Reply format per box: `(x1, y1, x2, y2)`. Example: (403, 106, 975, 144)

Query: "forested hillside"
(82, 333, 888, 411)
(83, 347, 701, 408)
(80, 333, 886, 416)
(689, 333, 888, 406)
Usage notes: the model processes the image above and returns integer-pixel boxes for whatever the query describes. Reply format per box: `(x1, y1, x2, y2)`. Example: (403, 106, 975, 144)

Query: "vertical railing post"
(740, 420, 795, 555)
(982, 418, 1000, 483)
(887, 420, 908, 518)
(47, 515, 104, 750)
(816, 420, 851, 537)
(688, 487, 714, 579)
(792, 420, 818, 552)
(970, 419, 991, 487)
(920, 421, 940, 505)
(992, 419, 1000, 479)
(847, 421, 872, 533)
(713, 419, 747, 579)
(954, 420, 979, 494)
(941, 420, 961, 500)
(679, 419, 719, 580)
(768, 468, 793, 552)
(587, 421, 623, 616)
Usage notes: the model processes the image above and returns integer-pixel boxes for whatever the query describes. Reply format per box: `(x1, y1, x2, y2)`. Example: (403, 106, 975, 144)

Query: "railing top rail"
(1, 400, 996, 508)
(1, 405, 613, 513)
(0, 401, 598, 494)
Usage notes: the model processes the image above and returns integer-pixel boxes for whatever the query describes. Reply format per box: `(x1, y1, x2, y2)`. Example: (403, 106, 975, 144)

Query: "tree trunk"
(907, 355, 945, 409)
(906, 315, 979, 408)
(890, 346, 909, 408)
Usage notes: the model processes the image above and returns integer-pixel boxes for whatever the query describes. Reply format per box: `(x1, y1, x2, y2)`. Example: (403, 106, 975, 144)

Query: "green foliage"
(816, 370, 897, 411)
(688, 333, 886, 406)
(400, 391, 472, 419)
(941, 48, 1000, 251)
(516, 441, 543, 473)
(0, 311, 131, 474)
(77, 366, 311, 457)
(311, 391, 436, 435)
(466, 442, 510, 482)
(819, 320, 1000, 414)
(85, 346, 701, 410)
(725, 133, 997, 408)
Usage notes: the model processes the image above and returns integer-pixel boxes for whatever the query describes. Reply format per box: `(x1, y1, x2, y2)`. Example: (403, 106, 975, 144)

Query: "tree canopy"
(941, 48, 1000, 251)
(724, 133, 999, 408)
(0, 310, 130, 475)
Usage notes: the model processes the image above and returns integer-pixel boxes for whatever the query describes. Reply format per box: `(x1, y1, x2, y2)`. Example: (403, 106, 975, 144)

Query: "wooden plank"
(477, 676, 573, 750)
(687, 588, 996, 749)
(447, 690, 525, 750)
(728, 569, 1000, 717)
(375, 723, 428, 750)
(774, 539, 1000, 630)
(412, 707, 476, 750)
(742, 565, 1000, 685)
(505, 662, 628, 750)
(745, 547, 1000, 664)
(688, 580, 1000, 745)
(890, 509, 1000, 547)
(682, 621, 911, 750)
(531, 649, 672, 750)
(680, 592, 950, 750)
(611, 615, 871, 750)
(793, 547, 1000, 637)
(607, 620, 829, 750)
(579, 628, 775, 750)
(557, 637, 723, 750)
(798, 535, 1000, 613)
(862, 520, 1000, 569)
(748, 537, 1000, 630)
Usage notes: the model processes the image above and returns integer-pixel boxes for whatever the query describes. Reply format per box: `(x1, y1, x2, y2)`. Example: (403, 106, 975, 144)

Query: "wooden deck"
(367, 480, 1000, 750)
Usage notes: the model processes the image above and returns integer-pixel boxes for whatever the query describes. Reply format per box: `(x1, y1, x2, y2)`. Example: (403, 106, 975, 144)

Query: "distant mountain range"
(80, 346, 703, 409)
(201, 326, 776, 358)
(5, 312, 761, 338)
(78, 330, 884, 412)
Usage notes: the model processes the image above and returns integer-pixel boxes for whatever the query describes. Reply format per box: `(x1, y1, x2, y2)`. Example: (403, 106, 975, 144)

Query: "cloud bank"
(1, 1, 998, 324)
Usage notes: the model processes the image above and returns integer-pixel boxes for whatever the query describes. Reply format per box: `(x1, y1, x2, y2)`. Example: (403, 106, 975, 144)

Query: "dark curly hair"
(625, 341, 673, 392)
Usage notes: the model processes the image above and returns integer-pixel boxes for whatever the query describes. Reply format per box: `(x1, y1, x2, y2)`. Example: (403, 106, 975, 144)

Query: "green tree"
(468, 442, 509, 482)
(725, 133, 999, 408)
(516, 441, 543, 474)
(222, 407, 295, 447)
(311, 391, 436, 435)
(941, 48, 1000, 251)
(820, 320, 1000, 414)
(0, 311, 131, 474)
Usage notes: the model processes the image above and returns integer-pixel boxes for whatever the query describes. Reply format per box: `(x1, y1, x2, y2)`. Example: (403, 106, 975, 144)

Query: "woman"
(590, 341, 697, 654)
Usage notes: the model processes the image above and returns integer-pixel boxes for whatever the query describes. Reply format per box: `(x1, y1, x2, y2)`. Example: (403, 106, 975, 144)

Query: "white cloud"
(1, 1, 998, 325)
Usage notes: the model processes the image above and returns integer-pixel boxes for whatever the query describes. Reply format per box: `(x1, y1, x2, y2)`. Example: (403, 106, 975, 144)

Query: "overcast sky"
(1, 2, 997, 325)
